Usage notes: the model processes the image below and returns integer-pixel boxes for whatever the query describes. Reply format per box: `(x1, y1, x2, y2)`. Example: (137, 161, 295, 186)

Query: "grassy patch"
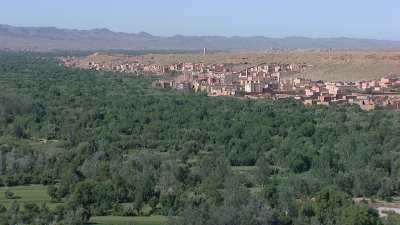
(90, 215, 169, 225)
(249, 187, 263, 195)
(231, 166, 257, 172)
(30, 139, 65, 155)
(0, 185, 59, 209)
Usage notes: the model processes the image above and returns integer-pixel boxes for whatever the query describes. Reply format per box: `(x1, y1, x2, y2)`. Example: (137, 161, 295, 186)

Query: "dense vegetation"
(0, 52, 400, 225)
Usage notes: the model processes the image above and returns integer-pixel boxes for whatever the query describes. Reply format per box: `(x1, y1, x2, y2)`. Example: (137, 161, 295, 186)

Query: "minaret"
(203, 48, 207, 57)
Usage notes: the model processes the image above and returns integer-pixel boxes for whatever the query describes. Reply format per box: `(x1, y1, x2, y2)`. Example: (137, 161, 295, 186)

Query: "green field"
(0, 185, 168, 225)
(90, 216, 168, 225)
(231, 166, 257, 173)
(0, 185, 59, 209)
(30, 139, 65, 154)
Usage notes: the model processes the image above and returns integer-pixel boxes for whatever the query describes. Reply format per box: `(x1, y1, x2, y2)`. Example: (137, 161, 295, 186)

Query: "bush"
(4, 175, 18, 187)
(48, 185, 61, 202)
(123, 205, 136, 216)
(4, 190, 18, 199)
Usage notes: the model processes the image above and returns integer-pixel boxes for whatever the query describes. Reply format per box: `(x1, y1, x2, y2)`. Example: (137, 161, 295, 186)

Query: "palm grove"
(0, 52, 400, 225)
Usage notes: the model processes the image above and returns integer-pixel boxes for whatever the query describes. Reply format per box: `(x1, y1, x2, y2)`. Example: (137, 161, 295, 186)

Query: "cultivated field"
(90, 216, 168, 225)
(0, 185, 58, 209)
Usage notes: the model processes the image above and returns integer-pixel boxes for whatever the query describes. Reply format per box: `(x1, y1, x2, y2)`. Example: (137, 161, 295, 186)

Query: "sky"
(0, 0, 399, 40)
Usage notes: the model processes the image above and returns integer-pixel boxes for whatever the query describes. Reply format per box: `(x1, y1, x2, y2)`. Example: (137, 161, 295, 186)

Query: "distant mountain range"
(1, 24, 400, 51)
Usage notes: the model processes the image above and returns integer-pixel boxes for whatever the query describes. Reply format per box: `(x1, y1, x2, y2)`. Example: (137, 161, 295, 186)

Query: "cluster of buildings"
(154, 62, 307, 95)
(64, 58, 233, 76)
(289, 76, 400, 110)
(88, 61, 173, 75)
(62, 55, 400, 111)
(154, 63, 400, 111)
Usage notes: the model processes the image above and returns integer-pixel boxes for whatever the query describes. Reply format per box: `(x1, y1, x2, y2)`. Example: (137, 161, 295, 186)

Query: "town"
(63, 53, 400, 111)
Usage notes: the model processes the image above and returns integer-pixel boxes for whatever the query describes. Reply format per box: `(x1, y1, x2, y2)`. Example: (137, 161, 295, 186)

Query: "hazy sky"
(1, 0, 399, 40)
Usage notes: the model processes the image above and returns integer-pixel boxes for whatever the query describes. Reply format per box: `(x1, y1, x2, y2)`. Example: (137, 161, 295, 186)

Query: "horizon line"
(1, 23, 399, 42)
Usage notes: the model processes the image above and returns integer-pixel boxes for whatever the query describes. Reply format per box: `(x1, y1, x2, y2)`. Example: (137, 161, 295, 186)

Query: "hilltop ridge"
(1, 24, 400, 51)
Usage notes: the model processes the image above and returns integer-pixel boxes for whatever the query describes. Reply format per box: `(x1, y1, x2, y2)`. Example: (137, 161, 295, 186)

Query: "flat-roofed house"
(326, 84, 340, 95)
(305, 89, 315, 97)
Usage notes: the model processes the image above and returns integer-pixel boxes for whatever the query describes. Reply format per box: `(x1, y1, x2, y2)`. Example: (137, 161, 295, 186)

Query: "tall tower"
(203, 47, 207, 57)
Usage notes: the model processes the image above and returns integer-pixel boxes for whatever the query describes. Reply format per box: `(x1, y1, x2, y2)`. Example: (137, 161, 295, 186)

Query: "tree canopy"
(0, 52, 398, 224)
